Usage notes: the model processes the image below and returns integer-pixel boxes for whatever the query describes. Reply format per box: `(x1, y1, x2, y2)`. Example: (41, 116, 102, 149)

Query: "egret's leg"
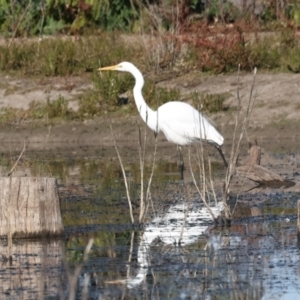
(177, 145, 184, 180)
(208, 142, 228, 168)
(216, 147, 228, 168)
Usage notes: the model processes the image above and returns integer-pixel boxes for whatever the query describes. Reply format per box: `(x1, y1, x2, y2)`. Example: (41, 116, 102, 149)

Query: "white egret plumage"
(99, 62, 227, 168)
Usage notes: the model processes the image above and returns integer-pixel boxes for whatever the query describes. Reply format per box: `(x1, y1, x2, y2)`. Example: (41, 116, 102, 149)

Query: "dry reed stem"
(188, 66, 257, 222)
(101, 69, 135, 224)
(187, 111, 221, 219)
(67, 238, 94, 300)
(143, 133, 158, 221)
(110, 123, 135, 224)
(138, 124, 145, 221)
(222, 66, 257, 219)
(208, 158, 219, 207)
(137, 0, 180, 71)
(137, 122, 158, 223)
(126, 231, 136, 283)
(188, 146, 219, 220)
(110, 119, 157, 224)
(179, 184, 192, 242)
(145, 137, 157, 210)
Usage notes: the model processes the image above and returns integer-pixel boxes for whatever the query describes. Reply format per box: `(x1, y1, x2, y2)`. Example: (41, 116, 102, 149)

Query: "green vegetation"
(0, 29, 300, 123)
(0, 0, 299, 36)
(271, 113, 289, 130)
(191, 92, 229, 113)
(0, 107, 21, 123)
(0, 35, 138, 76)
(0, 0, 139, 35)
(0, 1, 299, 123)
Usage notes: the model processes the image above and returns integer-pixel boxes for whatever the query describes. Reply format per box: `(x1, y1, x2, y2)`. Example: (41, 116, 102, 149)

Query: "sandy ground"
(0, 74, 91, 111)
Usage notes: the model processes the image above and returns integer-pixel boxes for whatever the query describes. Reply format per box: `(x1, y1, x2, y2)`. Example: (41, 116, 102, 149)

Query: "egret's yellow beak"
(98, 65, 118, 71)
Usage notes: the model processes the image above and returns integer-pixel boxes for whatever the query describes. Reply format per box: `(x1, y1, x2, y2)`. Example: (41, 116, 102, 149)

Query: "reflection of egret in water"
(76, 199, 300, 299)
(126, 201, 223, 288)
(128, 216, 300, 298)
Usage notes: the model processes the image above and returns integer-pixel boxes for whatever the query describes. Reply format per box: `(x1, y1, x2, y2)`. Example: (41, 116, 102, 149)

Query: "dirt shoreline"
(0, 71, 300, 154)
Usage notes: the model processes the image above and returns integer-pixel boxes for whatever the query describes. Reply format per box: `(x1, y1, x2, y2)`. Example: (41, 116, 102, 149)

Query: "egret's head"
(98, 61, 134, 73)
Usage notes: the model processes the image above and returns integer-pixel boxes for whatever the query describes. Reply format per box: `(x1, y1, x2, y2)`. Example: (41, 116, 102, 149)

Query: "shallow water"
(0, 142, 299, 300)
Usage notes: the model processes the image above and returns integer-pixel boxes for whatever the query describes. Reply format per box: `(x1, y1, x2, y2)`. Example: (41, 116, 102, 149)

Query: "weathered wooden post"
(0, 177, 64, 238)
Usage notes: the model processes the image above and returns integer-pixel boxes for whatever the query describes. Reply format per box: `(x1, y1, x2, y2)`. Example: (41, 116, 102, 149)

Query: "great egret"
(99, 62, 227, 168)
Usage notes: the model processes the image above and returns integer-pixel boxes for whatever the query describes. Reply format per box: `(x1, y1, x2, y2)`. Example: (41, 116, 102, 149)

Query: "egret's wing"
(158, 101, 223, 146)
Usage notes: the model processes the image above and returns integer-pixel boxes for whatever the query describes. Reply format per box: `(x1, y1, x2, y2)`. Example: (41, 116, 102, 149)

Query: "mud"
(0, 71, 299, 149)
(0, 71, 300, 299)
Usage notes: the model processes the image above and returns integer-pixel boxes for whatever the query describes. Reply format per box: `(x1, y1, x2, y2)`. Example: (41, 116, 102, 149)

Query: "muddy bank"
(0, 116, 299, 155)
(0, 71, 299, 152)
(0, 71, 299, 191)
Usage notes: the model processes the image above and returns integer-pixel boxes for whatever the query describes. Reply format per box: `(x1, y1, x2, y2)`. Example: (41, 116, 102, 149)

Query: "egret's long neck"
(132, 67, 158, 132)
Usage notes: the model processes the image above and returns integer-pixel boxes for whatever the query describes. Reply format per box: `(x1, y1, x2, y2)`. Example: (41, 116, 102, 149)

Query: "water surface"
(0, 141, 299, 299)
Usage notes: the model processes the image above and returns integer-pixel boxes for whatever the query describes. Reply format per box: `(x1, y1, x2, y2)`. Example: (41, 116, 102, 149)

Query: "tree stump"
(0, 177, 64, 238)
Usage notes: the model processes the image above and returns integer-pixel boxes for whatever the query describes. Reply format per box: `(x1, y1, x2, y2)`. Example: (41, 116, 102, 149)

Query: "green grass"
(271, 113, 289, 129)
(0, 34, 142, 77)
(190, 92, 229, 113)
(1, 29, 300, 78)
(0, 107, 21, 123)
(0, 74, 182, 124)
(28, 96, 71, 120)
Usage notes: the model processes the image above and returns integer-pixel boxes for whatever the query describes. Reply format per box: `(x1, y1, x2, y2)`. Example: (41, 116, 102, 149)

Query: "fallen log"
(236, 164, 285, 183)
(0, 177, 64, 238)
(236, 145, 286, 184)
